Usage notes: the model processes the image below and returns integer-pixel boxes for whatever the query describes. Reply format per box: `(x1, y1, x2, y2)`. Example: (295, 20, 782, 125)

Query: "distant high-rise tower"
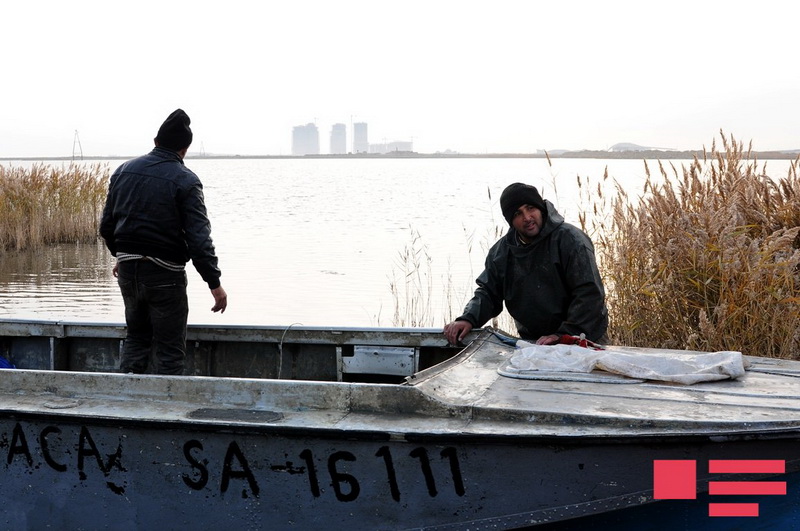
(353, 122, 368, 154)
(292, 123, 320, 156)
(330, 123, 347, 155)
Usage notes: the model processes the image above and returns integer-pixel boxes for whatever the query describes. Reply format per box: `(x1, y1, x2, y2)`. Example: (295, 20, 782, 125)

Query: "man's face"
(511, 204, 543, 241)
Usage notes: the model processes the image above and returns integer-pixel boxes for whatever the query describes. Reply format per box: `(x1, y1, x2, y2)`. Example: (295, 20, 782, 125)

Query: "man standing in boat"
(443, 182, 608, 346)
(100, 109, 227, 374)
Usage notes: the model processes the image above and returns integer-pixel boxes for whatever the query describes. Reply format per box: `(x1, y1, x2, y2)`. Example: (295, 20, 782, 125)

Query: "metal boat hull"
(3, 404, 800, 529)
(3, 320, 800, 529)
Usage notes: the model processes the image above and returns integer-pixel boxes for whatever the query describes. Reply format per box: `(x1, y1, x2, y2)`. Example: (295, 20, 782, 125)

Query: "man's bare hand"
(211, 286, 227, 313)
(535, 334, 560, 345)
(443, 320, 473, 345)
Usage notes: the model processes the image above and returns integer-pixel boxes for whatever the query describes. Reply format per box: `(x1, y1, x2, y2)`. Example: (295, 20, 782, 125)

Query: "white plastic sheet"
(504, 343, 745, 385)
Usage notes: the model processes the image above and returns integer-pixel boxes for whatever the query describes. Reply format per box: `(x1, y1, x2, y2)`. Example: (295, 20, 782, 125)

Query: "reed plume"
(0, 163, 109, 251)
(588, 132, 800, 358)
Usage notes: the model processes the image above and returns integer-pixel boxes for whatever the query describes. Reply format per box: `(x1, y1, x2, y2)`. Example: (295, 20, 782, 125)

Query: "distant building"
(292, 123, 320, 156)
(330, 123, 347, 155)
(608, 142, 674, 152)
(389, 141, 413, 152)
(369, 141, 413, 154)
(353, 122, 368, 154)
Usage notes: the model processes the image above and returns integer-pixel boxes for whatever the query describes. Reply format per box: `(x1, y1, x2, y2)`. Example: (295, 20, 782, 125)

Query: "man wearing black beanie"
(100, 109, 228, 374)
(154, 109, 193, 151)
(444, 182, 608, 345)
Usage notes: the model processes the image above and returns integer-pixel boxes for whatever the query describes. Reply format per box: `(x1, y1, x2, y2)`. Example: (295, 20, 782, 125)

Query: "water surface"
(0, 157, 793, 327)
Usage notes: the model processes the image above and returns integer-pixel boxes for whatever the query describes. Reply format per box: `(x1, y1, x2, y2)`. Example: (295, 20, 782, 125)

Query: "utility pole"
(72, 130, 83, 161)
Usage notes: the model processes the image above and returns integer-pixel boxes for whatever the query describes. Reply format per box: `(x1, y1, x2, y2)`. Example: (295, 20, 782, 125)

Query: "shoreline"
(2, 150, 799, 162)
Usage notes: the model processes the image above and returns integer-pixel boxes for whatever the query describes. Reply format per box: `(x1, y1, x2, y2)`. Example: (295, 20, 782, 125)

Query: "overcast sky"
(2, 0, 798, 157)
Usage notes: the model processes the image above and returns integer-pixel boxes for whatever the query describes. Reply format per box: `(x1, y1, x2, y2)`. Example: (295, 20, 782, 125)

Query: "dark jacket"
(457, 200, 608, 341)
(99, 147, 221, 289)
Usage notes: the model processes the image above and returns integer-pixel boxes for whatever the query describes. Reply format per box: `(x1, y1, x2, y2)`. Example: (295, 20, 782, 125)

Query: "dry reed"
(389, 228, 435, 327)
(0, 163, 109, 251)
(587, 132, 800, 358)
(388, 222, 517, 331)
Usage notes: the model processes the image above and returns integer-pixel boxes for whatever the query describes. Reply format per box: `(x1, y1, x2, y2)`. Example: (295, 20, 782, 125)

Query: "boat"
(1, 318, 800, 530)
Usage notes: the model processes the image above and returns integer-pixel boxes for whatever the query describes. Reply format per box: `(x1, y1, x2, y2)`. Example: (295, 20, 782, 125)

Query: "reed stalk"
(388, 223, 516, 331)
(389, 228, 435, 328)
(0, 163, 109, 251)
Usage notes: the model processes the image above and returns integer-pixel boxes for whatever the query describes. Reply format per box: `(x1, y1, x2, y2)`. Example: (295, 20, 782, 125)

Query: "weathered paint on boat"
(2, 319, 800, 529)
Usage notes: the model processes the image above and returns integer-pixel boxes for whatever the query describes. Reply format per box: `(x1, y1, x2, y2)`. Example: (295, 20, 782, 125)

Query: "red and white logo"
(653, 460, 787, 517)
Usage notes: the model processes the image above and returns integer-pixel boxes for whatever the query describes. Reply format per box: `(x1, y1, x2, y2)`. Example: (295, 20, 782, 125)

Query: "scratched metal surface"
(411, 332, 800, 435)
(2, 330, 800, 438)
(9, 410, 796, 531)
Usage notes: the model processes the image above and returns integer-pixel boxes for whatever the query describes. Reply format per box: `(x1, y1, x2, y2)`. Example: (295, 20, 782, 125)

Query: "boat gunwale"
(5, 402, 800, 445)
(4, 366, 800, 440)
(0, 317, 467, 345)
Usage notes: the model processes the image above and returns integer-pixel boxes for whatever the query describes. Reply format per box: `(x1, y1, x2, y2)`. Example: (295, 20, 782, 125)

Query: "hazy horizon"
(2, 1, 799, 158)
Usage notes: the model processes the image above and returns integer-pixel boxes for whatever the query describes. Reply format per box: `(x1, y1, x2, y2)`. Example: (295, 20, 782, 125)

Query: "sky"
(2, 0, 799, 158)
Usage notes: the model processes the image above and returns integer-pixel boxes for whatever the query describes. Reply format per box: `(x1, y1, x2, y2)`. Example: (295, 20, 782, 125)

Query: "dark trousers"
(117, 260, 188, 375)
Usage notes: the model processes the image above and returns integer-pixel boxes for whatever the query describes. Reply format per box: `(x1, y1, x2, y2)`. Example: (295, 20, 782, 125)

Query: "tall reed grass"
(0, 163, 109, 251)
(586, 133, 800, 358)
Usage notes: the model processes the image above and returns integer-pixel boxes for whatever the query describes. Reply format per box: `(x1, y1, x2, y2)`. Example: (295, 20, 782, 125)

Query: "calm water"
(0, 157, 794, 328)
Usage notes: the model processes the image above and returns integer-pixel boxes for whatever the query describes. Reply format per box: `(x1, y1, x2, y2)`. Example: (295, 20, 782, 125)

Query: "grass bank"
(0, 163, 109, 251)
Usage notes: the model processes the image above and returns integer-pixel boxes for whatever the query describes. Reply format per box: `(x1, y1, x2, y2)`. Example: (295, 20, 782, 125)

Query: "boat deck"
(3, 330, 800, 439)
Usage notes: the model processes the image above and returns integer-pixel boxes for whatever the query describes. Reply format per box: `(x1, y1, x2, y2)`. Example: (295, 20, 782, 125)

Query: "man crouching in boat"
(444, 182, 608, 346)
(100, 109, 227, 375)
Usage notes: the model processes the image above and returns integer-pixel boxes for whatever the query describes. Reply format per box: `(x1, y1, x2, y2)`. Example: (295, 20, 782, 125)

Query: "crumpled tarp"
(501, 343, 746, 385)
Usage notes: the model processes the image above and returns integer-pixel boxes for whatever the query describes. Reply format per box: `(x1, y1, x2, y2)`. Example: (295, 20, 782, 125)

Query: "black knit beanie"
(155, 109, 193, 151)
(499, 183, 546, 225)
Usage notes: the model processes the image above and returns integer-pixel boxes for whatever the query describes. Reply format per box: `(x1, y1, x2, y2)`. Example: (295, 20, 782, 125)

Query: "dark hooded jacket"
(456, 200, 608, 341)
(99, 147, 221, 289)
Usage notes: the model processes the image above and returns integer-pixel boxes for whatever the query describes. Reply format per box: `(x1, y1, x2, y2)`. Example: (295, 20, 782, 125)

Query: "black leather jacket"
(100, 147, 222, 289)
(457, 200, 608, 342)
